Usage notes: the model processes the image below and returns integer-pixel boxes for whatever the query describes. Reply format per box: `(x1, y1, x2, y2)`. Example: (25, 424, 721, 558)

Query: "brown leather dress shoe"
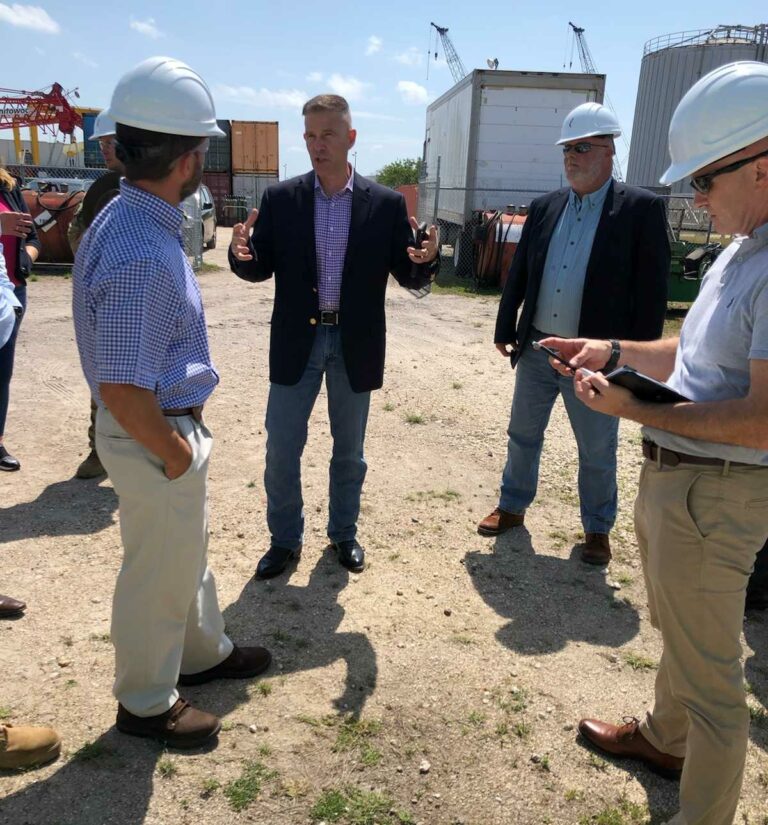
(0, 723, 61, 769)
(578, 717, 683, 780)
(116, 698, 221, 748)
(477, 507, 525, 536)
(0, 594, 26, 618)
(178, 645, 272, 686)
(581, 532, 612, 565)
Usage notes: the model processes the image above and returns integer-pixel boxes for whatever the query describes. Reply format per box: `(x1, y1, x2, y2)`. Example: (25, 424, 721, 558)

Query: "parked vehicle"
(183, 184, 217, 253)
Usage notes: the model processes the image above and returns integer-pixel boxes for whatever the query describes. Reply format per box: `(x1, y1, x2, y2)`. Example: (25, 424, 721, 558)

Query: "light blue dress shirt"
(532, 177, 612, 337)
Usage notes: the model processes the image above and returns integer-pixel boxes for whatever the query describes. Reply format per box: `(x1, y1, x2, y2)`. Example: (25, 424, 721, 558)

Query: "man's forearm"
(99, 383, 187, 463)
(617, 337, 679, 381)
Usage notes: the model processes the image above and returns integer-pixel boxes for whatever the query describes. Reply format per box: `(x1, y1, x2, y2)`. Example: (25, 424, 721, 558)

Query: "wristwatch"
(604, 339, 621, 372)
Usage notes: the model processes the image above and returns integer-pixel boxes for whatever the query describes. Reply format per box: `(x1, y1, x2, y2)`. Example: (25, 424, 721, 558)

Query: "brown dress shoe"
(0, 723, 61, 769)
(116, 698, 221, 748)
(0, 594, 26, 618)
(581, 532, 612, 565)
(178, 645, 272, 686)
(578, 717, 683, 780)
(477, 507, 525, 536)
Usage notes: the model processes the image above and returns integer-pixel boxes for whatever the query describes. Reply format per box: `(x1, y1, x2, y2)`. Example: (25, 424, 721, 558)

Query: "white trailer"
(422, 69, 606, 226)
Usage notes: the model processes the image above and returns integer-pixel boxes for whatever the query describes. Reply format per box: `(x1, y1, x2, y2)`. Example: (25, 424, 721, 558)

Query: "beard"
(180, 157, 203, 201)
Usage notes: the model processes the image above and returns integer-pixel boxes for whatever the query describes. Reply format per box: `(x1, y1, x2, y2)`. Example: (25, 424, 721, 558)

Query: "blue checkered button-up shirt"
(72, 181, 219, 409)
(314, 167, 353, 311)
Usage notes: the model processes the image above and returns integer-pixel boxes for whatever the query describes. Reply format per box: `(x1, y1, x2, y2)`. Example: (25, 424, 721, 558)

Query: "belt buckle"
(320, 310, 337, 325)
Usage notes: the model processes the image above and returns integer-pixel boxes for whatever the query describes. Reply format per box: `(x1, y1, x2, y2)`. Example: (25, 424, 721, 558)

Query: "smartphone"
(531, 340, 595, 377)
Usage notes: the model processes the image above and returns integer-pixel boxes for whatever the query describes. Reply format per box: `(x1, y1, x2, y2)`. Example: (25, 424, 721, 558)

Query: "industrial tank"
(626, 24, 768, 194)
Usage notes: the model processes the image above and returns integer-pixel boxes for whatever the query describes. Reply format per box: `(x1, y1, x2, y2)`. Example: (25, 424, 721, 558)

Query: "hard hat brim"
(103, 108, 225, 139)
(555, 128, 621, 146)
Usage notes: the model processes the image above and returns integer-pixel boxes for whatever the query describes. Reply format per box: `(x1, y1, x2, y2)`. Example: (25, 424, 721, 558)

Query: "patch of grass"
(565, 788, 585, 801)
(450, 634, 475, 646)
(616, 574, 633, 586)
(578, 797, 648, 825)
(623, 652, 658, 671)
(310, 789, 347, 821)
(258, 743, 272, 757)
(221, 720, 236, 732)
(200, 261, 224, 273)
(89, 632, 111, 643)
(28, 274, 39, 282)
(200, 778, 220, 798)
(513, 721, 531, 740)
(388, 551, 400, 561)
(157, 757, 178, 778)
(539, 754, 551, 772)
(451, 381, 463, 389)
(749, 704, 768, 728)
(297, 713, 338, 729)
(71, 740, 109, 762)
(61, 635, 74, 647)
(404, 412, 425, 425)
(333, 717, 382, 753)
(0, 707, 11, 720)
(407, 489, 461, 503)
(310, 787, 410, 824)
(246, 480, 256, 488)
(467, 710, 486, 727)
(495, 721, 509, 738)
(223, 760, 277, 812)
(360, 744, 383, 766)
(383, 402, 395, 412)
(256, 681, 273, 697)
(500, 686, 529, 714)
(65, 679, 77, 689)
(588, 753, 609, 772)
(280, 778, 310, 799)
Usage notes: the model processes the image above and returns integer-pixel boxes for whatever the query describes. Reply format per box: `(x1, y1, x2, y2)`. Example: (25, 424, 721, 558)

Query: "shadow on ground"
(466, 527, 641, 654)
(744, 609, 768, 753)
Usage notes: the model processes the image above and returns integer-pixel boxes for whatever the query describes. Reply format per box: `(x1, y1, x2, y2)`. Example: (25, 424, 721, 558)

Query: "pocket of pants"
(683, 471, 722, 542)
(746, 497, 768, 510)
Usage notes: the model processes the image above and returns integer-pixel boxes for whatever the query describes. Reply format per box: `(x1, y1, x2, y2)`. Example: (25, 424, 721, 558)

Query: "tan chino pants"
(634, 459, 768, 825)
(96, 408, 233, 717)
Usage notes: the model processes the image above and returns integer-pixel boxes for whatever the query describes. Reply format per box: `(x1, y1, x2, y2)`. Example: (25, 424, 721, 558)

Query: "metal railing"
(643, 24, 768, 56)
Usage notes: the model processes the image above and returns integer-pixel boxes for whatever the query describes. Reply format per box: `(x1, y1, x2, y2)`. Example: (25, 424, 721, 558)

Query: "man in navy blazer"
(230, 94, 438, 579)
(477, 102, 669, 565)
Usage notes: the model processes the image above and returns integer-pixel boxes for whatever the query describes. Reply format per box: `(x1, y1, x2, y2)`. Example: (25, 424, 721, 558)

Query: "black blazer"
(494, 181, 669, 364)
(0, 182, 41, 287)
(229, 171, 435, 392)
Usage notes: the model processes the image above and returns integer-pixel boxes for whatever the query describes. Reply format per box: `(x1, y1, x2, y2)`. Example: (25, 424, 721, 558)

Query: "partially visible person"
(68, 111, 124, 480)
(0, 167, 40, 471)
(0, 721, 60, 769)
(746, 539, 768, 611)
(74, 56, 271, 749)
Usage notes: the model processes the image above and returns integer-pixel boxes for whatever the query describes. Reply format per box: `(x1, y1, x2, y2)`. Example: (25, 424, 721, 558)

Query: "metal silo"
(627, 24, 768, 194)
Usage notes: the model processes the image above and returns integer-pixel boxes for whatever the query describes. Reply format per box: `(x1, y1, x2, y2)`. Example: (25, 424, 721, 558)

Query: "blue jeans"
(264, 326, 371, 550)
(0, 284, 26, 437)
(499, 337, 618, 534)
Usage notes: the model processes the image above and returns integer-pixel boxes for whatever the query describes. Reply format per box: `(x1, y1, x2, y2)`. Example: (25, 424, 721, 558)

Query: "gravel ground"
(0, 228, 766, 825)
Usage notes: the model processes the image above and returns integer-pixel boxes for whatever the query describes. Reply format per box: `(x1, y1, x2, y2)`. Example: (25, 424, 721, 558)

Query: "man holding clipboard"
(543, 62, 768, 825)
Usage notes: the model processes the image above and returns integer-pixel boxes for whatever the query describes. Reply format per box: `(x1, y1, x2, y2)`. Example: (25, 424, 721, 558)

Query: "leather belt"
(642, 439, 750, 468)
(320, 310, 339, 326)
(163, 405, 204, 422)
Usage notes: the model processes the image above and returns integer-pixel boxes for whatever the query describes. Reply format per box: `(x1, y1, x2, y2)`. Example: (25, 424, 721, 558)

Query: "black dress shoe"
(0, 444, 20, 472)
(255, 546, 300, 580)
(331, 539, 365, 573)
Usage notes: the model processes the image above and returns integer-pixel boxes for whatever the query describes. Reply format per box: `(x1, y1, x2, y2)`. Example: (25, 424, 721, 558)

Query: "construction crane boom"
(430, 22, 468, 85)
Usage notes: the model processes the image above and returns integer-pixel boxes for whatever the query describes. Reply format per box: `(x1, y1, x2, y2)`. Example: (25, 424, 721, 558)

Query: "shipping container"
(232, 173, 279, 210)
(231, 121, 279, 174)
(205, 119, 232, 173)
(423, 70, 605, 225)
(82, 112, 105, 169)
(201, 171, 232, 222)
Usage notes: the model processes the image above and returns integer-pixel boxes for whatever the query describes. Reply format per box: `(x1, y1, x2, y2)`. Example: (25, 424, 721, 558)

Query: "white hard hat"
(104, 56, 225, 138)
(90, 110, 116, 140)
(660, 61, 768, 185)
(556, 102, 621, 145)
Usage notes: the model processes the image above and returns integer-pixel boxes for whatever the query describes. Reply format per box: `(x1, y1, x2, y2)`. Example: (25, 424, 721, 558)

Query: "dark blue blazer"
(230, 171, 435, 392)
(494, 180, 670, 364)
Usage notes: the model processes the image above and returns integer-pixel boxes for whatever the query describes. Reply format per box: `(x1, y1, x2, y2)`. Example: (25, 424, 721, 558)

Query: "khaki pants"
(634, 460, 768, 825)
(96, 408, 233, 717)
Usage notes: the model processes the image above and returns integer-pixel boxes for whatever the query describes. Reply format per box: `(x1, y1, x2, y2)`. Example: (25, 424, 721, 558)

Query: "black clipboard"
(604, 366, 689, 403)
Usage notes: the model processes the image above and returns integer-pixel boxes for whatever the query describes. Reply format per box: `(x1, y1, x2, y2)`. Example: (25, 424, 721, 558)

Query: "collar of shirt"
(119, 179, 185, 237)
(314, 165, 355, 199)
(568, 176, 612, 213)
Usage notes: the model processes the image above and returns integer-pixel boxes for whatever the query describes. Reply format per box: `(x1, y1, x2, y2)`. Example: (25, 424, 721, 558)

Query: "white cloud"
(394, 47, 423, 67)
(306, 71, 324, 83)
(216, 84, 307, 110)
(129, 16, 162, 39)
(370, 143, 384, 151)
(397, 80, 428, 105)
(355, 111, 404, 123)
(72, 51, 97, 68)
(327, 73, 370, 102)
(0, 3, 59, 33)
(365, 35, 382, 56)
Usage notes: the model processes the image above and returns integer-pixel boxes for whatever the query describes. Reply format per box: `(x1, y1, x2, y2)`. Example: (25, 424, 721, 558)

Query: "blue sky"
(0, 1, 765, 177)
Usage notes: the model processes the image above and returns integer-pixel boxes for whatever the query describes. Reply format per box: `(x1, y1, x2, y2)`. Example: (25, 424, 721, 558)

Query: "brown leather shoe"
(116, 698, 221, 748)
(578, 717, 683, 780)
(0, 594, 26, 618)
(76, 449, 106, 479)
(477, 507, 525, 536)
(581, 532, 612, 565)
(0, 723, 61, 769)
(178, 645, 272, 686)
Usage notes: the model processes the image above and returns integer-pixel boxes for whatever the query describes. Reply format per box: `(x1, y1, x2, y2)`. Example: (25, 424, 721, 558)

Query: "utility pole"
(283, 163, 287, 179)
(352, 151, 357, 171)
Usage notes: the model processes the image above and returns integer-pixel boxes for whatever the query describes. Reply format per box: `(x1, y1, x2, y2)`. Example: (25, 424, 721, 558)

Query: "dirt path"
(1, 230, 766, 825)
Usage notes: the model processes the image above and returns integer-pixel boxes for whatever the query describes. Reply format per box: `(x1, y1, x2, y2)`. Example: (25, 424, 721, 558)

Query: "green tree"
(376, 158, 421, 188)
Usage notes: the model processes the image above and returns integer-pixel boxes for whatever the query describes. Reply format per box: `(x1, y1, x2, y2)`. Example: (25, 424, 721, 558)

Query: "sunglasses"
(561, 141, 611, 155)
(690, 148, 768, 194)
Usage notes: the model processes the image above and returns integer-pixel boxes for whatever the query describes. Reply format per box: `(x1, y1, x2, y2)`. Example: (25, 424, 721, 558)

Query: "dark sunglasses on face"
(561, 141, 610, 155)
(689, 148, 768, 194)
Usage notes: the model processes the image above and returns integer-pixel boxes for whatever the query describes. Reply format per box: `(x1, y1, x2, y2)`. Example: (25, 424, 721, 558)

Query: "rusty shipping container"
(231, 121, 279, 174)
(201, 171, 231, 222)
(232, 173, 279, 210)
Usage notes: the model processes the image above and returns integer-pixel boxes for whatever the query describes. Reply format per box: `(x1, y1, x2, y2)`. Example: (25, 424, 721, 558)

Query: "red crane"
(0, 83, 82, 165)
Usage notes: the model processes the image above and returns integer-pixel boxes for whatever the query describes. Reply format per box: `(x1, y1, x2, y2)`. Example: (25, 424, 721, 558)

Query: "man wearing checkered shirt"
(72, 57, 271, 749)
(229, 94, 439, 580)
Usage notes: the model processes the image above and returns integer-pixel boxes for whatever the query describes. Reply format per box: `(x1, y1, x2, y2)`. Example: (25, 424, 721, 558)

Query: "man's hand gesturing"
(230, 208, 259, 261)
(406, 216, 439, 264)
